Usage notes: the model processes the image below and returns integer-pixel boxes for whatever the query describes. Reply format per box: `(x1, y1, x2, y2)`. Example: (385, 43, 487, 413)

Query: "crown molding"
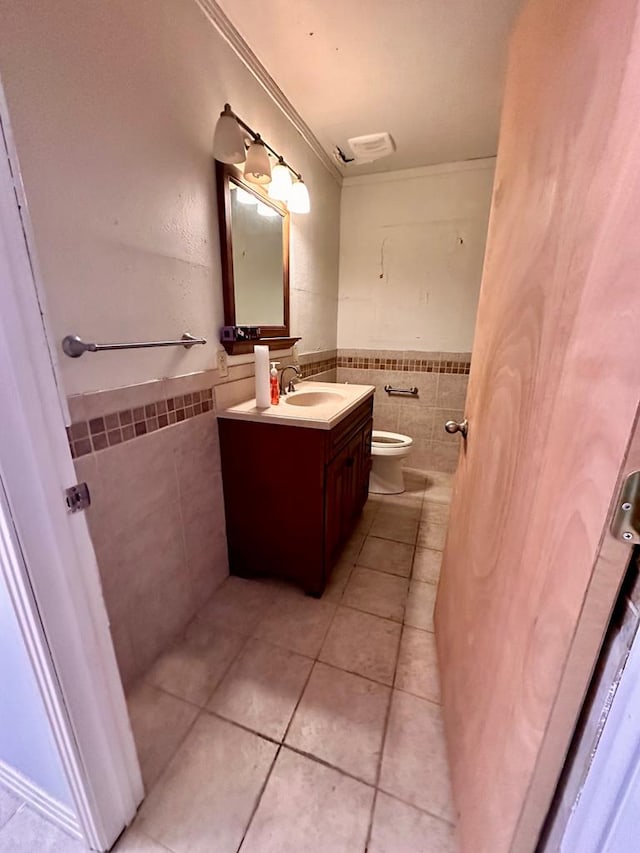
(194, 0, 343, 184)
(342, 156, 497, 188)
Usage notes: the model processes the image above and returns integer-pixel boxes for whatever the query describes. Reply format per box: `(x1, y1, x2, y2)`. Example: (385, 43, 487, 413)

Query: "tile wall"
(67, 351, 340, 688)
(336, 349, 471, 473)
(297, 348, 338, 383)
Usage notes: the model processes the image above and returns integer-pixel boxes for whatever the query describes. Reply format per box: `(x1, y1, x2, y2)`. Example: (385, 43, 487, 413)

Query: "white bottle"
(254, 345, 270, 408)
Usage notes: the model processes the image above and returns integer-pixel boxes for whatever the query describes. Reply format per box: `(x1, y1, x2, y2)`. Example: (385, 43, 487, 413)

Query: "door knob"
(444, 418, 468, 438)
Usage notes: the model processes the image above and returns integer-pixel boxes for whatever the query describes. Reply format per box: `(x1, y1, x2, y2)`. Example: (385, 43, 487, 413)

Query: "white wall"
(0, 572, 72, 807)
(337, 160, 495, 352)
(0, 0, 340, 396)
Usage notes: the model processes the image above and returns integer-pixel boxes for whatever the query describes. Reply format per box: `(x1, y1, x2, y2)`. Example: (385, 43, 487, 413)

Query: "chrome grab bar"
(62, 332, 207, 358)
(384, 385, 418, 396)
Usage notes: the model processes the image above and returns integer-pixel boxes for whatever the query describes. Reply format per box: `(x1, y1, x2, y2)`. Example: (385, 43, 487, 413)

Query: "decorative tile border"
(66, 349, 468, 458)
(337, 353, 471, 374)
(67, 388, 213, 458)
(297, 350, 471, 377)
(300, 356, 337, 378)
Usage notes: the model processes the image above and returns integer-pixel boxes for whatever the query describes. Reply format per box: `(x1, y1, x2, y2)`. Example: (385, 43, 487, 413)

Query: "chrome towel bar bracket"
(62, 332, 207, 358)
(384, 385, 418, 396)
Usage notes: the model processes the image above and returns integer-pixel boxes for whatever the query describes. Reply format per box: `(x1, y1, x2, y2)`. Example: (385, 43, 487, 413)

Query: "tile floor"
(0, 787, 84, 853)
(115, 468, 456, 853)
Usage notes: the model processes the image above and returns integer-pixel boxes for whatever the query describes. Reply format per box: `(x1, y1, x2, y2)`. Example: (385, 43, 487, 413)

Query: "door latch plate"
(611, 470, 640, 544)
(65, 482, 91, 513)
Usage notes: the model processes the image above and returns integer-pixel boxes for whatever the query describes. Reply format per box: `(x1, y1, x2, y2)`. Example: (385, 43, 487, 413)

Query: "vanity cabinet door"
(355, 420, 373, 514)
(325, 440, 353, 567)
(324, 421, 372, 565)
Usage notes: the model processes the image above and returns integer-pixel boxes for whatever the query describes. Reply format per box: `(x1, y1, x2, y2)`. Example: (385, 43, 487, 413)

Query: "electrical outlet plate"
(217, 349, 229, 378)
(292, 342, 299, 360)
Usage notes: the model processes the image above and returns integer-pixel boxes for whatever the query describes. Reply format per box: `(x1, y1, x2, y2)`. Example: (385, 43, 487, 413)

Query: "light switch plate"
(217, 349, 229, 378)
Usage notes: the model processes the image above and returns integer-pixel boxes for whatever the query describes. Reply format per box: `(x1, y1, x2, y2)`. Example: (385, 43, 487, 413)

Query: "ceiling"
(216, 0, 524, 176)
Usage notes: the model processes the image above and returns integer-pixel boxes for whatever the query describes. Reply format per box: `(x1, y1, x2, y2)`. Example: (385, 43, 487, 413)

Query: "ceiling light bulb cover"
(288, 179, 310, 214)
(268, 161, 293, 201)
(244, 139, 272, 185)
(213, 107, 246, 164)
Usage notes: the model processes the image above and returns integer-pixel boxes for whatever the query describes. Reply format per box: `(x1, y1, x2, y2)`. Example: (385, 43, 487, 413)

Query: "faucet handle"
(279, 364, 301, 396)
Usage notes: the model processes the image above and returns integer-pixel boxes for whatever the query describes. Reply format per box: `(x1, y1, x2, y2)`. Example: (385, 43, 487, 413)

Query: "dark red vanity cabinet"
(218, 395, 373, 596)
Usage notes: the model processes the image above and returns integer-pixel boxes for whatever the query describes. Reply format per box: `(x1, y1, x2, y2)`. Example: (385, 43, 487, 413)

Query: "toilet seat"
(371, 430, 413, 456)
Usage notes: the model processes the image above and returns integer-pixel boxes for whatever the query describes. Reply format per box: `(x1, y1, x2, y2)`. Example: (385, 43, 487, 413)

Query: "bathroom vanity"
(217, 382, 374, 596)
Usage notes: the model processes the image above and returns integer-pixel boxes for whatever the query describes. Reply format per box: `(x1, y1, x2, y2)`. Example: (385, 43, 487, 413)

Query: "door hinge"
(65, 482, 91, 513)
(611, 470, 640, 544)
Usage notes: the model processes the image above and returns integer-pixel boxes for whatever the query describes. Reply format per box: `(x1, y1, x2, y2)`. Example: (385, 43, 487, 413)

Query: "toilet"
(369, 430, 413, 494)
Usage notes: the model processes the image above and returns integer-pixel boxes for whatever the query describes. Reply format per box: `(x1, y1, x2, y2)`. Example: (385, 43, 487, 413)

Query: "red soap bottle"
(270, 362, 280, 405)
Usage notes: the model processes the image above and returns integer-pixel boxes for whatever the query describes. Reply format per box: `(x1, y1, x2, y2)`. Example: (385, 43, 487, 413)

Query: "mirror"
(216, 161, 297, 354)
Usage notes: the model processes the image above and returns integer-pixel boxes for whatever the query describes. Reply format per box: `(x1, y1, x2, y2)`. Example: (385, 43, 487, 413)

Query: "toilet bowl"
(369, 430, 413, 494)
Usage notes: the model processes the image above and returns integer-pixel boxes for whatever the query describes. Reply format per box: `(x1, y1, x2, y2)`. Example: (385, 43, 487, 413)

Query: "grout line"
(336, 595, 407, 628)
(145, 682, 207, 713)
(322, 561, 355, 605)
(139, 703, 204, 803)
(279, 742, 377, 789)
(402, 692, 444, 712)
(373, 786, 457, 829)
(204, 673, 390, 792)
(204, 707, 282, 748)
(350, 561, 412, 580)
(315, 657, 396, 690)
(364, 597, 406, 849)
(334, 598, 407, 626)
(365, 790, 379, 852)
(235, 744, 283, 853)
(362, 529, 420, 547)
(393, 682, 442, 706)
(205, 635, 255, 710)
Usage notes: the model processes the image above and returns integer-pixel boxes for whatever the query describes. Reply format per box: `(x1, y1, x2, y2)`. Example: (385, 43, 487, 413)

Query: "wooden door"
(434, 1, 640, 851)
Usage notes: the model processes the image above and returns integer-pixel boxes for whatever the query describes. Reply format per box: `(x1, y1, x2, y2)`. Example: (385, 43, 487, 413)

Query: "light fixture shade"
(268, 161, 293, 201)
(213, 108, 245, 164)
(288, 178, 311, 214)
(244, 140, 271, 185)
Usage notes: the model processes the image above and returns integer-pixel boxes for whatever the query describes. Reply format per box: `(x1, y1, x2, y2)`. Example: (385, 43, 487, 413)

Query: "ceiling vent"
(346, 132, 396, 164)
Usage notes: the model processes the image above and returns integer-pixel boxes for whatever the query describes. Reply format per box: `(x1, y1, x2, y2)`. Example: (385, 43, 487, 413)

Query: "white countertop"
(217, 381, 374, 430)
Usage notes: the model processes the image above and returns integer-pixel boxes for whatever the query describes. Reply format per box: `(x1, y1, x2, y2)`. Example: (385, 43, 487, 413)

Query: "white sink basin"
(219, 380, 374, 430)
(284, 391, 345, 407)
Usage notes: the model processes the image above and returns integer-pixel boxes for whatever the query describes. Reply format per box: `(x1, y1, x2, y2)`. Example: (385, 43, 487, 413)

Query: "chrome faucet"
(279, 364, 301, 395)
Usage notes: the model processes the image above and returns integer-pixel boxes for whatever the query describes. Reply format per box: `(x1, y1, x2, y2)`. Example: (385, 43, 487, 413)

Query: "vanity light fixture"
(268, 158, 293, 201)
(213, 104, 246, 164)
(288, 178, 311, 214)
(213, 103, 310, 213)
(244, 137, 272, 185)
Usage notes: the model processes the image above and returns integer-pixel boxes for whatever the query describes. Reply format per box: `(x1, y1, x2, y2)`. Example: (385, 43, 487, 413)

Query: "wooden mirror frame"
(215, 160, 300, 355)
